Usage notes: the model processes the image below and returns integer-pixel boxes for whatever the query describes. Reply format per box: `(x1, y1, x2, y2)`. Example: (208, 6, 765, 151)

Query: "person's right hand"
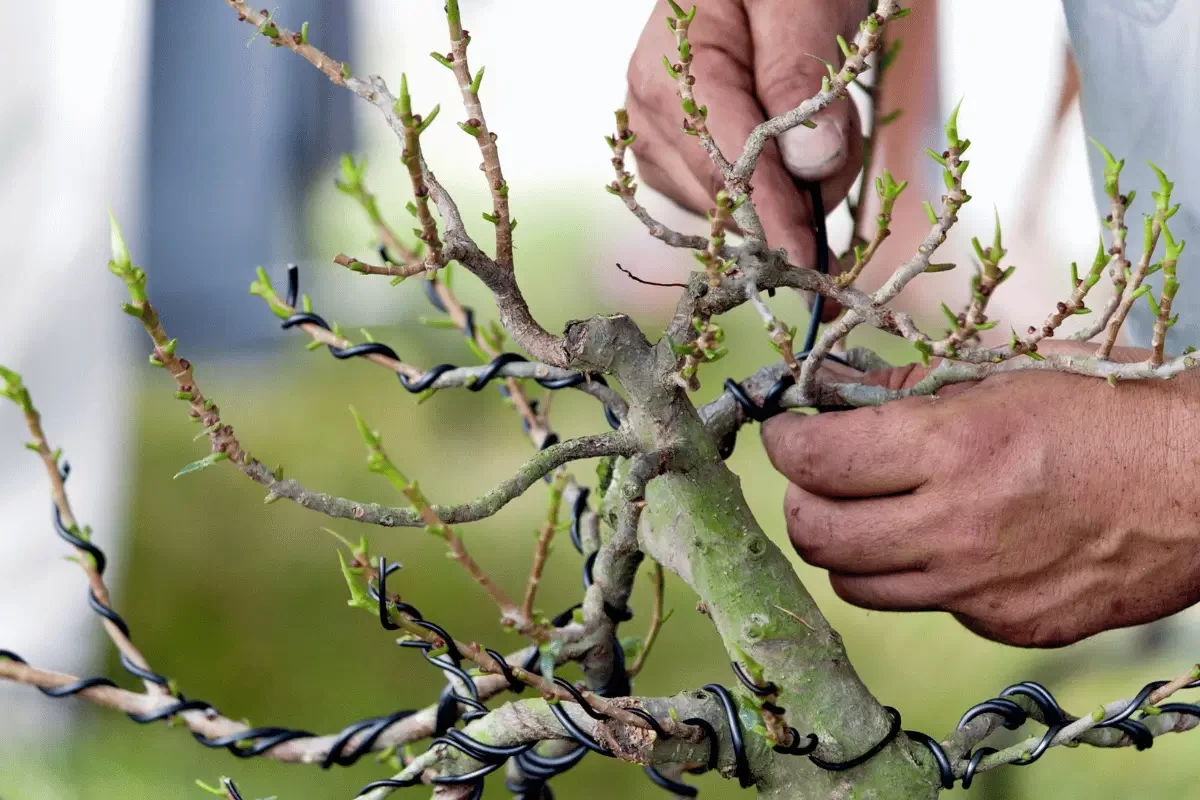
(625, 0, 867, 281)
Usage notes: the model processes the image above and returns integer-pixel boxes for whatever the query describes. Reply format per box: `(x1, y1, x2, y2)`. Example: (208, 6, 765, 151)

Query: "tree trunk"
(630, 398, 937, 797)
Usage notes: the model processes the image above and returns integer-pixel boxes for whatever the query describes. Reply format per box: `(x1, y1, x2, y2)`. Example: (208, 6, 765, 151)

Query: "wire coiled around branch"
(6, 452, 1198, 796)
(720, 183, 853, 456)
(11, 203, 1200, 795)
(281, 265, 622, 432)
(909, 678, 1200, 789)
(356, 492, 657, 798)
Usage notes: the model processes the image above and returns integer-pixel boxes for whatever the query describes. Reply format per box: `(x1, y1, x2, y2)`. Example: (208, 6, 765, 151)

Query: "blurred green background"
(4, 173, 1199, 800)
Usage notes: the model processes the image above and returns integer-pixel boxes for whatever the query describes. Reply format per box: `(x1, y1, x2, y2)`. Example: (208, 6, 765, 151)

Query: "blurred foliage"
(5, 183, 1200, 800)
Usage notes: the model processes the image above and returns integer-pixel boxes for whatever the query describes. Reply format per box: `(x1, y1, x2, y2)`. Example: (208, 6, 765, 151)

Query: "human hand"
(761, 344, 1200, 647)
(625, 0, 865, 308)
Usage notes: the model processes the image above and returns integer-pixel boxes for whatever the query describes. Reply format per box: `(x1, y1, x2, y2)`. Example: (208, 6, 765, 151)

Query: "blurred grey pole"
(0, 0, 354, 762)
(143, 0, 355, 356)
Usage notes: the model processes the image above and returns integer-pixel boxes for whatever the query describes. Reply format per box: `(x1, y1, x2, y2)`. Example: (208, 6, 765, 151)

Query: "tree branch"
(358, 692, 725, 800)
(259, 431, 635, 527)
(1, 645, 632, 767)
(794, 349, 1200, 410)
(732, 1, 903, 185)
(592, 452, 670, 617)
(606, 109, 711, 250)
(965, 689, 1199, 777)
(275, 263, 628, 427)
(0, 369, 164, 693)
(222, 2, 572, 367)
(438, 0, 515, 267)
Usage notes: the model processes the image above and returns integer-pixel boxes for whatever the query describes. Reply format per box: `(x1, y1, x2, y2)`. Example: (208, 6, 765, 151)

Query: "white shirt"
(1062, 0, 1200, 349)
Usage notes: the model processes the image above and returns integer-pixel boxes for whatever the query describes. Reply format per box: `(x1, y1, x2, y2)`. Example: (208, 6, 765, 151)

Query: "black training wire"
(10, 256, 1200, 796)
(730, 660, 816, 756)
(808, 706, 902, 771)
(4, 466, 1198, 796)
(806, 179, 832, 355)
(644, 765, 701, 798)
(722, 182, 854, 457)
(700, 683, 753, 787)
(350, 495, 657, 797)
(910, 677, 1200, 788)
(280, 264, 622, 432)
(0, 466, 463, 767)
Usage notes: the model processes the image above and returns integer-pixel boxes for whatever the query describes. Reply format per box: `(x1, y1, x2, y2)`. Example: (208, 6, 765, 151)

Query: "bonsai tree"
(3, 2, 1198, 798)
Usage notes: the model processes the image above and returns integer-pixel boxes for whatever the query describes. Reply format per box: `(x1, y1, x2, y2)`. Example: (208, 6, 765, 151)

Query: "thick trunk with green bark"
(614, 378, 937, 797)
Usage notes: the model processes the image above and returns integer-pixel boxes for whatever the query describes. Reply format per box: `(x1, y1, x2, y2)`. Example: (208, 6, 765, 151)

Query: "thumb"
(750, 0, 864, 199)
(747, 0, 864, 322)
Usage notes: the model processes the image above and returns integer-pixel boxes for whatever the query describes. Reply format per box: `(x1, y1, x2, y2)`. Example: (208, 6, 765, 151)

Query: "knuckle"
(828, 574, 859, 604)
(624, 56, 656, 107)
(784, 494, 830, 563)
(912, 570, 961, 608)
(952, 598, 1071, 648)
(764, 418, 817, 476)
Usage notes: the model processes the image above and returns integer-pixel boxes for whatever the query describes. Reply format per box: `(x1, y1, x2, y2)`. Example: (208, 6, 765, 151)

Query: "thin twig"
(522, 472, 567, 621)
(733, 1, 902, 184)
(798, 105, 969, 398)
(626, 562, 666, 678)
(395, 76, 445, 266)
(440, 0, 514, 267)
(967, 667, 1200, 775)
(261, 430, 633, 528)
(1149, 664, 1200, 705)
(666, 6, 733, 178)
(606, 109, 710, 250)
(616, 262, 688, 288)
(0, 373, 162, 695)
(334, 253, 425, 280)
(746, 278, 801, 380)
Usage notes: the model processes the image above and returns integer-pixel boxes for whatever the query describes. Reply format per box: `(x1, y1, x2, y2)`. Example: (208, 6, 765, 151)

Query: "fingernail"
(779, 118, 845, 180)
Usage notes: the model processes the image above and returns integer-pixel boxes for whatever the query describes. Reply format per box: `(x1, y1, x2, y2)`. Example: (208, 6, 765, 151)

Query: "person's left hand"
(761, 345, 1200, 647)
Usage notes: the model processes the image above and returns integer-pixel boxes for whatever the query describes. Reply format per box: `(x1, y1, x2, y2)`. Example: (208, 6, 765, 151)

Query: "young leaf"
(944, 98, 964, 149)
(173, 451, 230, 479)
(939, 302, 958, 328)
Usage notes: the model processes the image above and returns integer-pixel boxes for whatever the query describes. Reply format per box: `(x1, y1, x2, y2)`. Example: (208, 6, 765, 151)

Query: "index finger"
(627, 2, 820, 266)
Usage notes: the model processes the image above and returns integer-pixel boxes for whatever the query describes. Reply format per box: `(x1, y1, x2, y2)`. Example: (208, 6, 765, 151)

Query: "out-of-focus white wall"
(353, 0, 650, 185)
(0, 0, 148, 747)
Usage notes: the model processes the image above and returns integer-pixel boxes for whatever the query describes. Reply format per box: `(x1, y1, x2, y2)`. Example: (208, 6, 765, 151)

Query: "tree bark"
(624, 382, 937, 797)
